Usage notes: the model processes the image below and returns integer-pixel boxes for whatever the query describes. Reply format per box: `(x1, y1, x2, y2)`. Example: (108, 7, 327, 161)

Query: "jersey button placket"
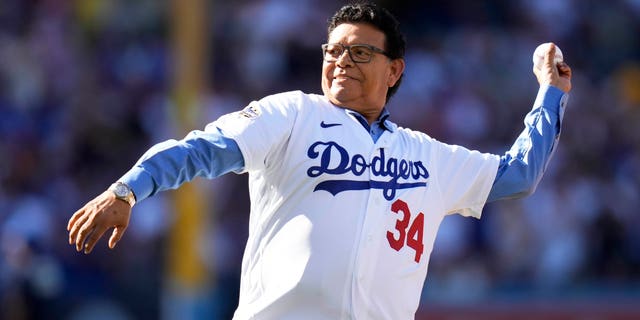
(356, 144, 389, 312)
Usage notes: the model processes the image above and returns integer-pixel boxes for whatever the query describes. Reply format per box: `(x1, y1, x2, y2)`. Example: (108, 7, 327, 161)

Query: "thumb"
(108, 226, 127, 249)
(544, 43, 559, 75)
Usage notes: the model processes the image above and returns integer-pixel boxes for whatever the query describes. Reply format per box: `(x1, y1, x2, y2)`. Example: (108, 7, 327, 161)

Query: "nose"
(335, 49, 354, 67)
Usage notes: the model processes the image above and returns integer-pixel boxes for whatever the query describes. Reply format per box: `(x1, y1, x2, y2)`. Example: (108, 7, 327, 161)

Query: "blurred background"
(1, 0, 639, 319)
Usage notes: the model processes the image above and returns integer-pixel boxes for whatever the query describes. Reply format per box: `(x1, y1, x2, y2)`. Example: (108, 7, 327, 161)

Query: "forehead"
(328, 23, 385, 47)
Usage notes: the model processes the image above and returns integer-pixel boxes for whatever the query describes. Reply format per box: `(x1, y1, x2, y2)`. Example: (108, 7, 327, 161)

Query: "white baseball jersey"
(211, 91, 500, 320)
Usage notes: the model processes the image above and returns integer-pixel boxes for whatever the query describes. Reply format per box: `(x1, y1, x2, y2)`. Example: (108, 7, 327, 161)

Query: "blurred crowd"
(1, 0, 639, 319)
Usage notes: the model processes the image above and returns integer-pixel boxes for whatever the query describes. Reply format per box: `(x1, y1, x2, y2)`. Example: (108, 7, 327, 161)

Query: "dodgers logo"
(306, 141, 429, 200)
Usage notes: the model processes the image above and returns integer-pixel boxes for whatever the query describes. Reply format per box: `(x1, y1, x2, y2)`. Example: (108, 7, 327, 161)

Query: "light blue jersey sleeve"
(118, 126, 245, 203)
(487, 85, 569, 202)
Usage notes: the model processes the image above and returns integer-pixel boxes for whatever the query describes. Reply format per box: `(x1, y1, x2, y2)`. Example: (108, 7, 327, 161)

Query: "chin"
(328, 95, 351, 108)
(329, 87, 356, 104)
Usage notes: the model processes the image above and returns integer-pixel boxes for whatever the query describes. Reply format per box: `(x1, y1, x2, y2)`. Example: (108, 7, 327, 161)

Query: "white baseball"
(532, 43, 563, 70)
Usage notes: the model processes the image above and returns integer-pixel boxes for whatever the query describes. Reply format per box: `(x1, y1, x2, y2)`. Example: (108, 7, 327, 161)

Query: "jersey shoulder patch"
(239, 104, 261, 119)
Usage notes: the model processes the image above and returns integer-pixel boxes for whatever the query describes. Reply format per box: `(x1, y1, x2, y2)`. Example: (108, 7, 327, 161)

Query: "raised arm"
(488, 43, 572, 201)
(67, 126, 244, 254)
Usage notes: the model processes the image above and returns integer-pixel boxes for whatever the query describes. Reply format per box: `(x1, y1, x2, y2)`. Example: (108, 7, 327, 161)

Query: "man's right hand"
(533, 43, 572, 93)
(67, 190, 132, 254)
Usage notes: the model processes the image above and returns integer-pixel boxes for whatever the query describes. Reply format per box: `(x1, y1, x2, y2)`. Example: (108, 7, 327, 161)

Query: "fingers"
(108, 226, 128, 249)
(69, 208, 109, 253)
(82, 225, 110, 254)
(68, 211, 90, 245)
(558, 61, 572, 78)
(67, 207, 85, 231)
(75, 220, 96, 252)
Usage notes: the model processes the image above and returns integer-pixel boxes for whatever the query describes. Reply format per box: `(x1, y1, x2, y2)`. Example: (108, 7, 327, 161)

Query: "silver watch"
(110, 182, 136, 207)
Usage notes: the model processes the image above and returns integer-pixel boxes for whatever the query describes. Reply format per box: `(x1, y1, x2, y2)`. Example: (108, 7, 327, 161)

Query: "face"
(321, 23, 404, 121)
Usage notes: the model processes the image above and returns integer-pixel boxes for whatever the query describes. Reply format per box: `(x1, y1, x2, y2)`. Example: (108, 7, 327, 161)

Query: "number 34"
(386, 199, 424, 263)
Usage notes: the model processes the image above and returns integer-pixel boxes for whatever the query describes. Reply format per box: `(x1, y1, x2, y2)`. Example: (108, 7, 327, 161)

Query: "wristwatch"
(109, 182, 136, 207)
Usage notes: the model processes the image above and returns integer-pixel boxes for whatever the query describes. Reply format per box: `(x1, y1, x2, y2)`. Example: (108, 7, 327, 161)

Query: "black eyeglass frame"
(321, 43, 389, 63)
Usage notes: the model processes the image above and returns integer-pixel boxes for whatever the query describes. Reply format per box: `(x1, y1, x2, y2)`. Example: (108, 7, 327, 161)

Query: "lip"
(333, 74, 358, 81)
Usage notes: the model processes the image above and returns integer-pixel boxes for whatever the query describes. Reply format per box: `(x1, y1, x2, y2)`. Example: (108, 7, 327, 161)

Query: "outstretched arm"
(118, 126, 244, 202)
(488, 43, 572, 201)
(67, 126, 244, 254)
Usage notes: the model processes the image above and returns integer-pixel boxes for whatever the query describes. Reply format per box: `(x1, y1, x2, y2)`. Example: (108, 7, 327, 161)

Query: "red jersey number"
(386, 199, 424, 263)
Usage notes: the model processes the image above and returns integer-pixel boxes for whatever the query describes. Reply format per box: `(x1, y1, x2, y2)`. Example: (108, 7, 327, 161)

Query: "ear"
(387, 58, 405, 87)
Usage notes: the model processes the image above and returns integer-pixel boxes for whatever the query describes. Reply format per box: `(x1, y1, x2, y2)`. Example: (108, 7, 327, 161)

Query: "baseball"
(532, 43, 563, 70)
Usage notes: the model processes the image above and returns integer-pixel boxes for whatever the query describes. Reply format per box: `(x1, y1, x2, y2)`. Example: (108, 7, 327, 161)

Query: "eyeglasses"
(321, 43, 388, 63)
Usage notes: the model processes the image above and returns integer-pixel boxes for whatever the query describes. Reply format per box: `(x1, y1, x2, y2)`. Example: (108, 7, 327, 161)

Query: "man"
(68, 2, 572, 319)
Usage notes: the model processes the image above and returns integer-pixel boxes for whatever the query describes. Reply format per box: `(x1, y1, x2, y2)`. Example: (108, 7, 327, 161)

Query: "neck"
(327, 99, 384, 125)
(359, 109, 382, 125)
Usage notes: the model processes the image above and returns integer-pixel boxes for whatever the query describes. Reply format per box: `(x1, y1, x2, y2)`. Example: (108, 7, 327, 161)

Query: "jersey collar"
(378, 108, 397, 132)
(346, 107, 396, 133)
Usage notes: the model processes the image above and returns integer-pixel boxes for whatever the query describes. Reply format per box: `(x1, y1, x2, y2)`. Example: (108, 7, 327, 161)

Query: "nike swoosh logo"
(320, 121, 342, 128)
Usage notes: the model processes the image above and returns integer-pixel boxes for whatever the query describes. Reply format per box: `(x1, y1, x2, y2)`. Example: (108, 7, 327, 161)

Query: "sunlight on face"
(321, 23, 403, 122)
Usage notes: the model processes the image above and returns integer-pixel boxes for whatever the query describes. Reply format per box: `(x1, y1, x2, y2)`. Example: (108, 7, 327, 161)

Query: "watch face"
(114, 184, 128, 197)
